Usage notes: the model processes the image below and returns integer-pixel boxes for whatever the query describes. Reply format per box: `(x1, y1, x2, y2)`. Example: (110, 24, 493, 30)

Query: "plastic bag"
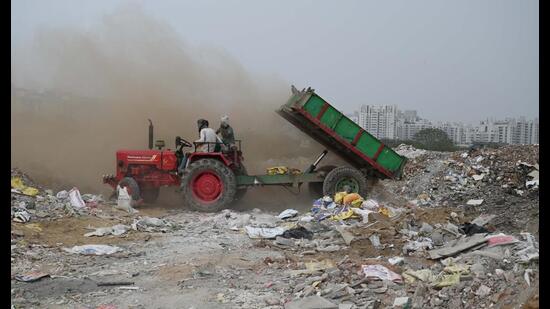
(334, 192, 347, 204)
(343, 193, 362, 205)
(245, 226, 285, 239)
(361, 264, 403, 283)
(278, 209, 298, 219)
(63, 244, 121, 255)
(116, 186, 138, 213)
(69, 188, 86, 209)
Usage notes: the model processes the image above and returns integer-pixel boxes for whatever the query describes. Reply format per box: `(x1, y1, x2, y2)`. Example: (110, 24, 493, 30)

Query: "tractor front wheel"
(180, 159, 237, 212)
(322, 166, 368, 197)
(141, 188, 160, 204)
(118, 177, 141, 201)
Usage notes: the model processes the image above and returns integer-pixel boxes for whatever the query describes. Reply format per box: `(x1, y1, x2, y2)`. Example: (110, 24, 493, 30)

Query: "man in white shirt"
(195, 119, 222, 152)
(178, 119, 222, 174)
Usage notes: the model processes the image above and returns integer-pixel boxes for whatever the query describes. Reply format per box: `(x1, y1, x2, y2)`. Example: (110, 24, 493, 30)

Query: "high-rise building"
(346, 111, 360, 125)
(350, 104, 538, 146)
(359, 105, 398, 139)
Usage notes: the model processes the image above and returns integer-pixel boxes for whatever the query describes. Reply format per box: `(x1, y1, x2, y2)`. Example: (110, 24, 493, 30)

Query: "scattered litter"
(132, 217, 171, 232)
(116, 186, 138, 214)
(369, 234, 382, 249)
(278, 209, 298, 219)
(63, 245, 121, 255)
(486, 234, 519, 247)
(428, 234, 487, 259)
(245, 226, 285, 239)
(434, 273, 461, 288)
(466, 199, 484, 206)
(15, 272, 50, 282)
(85, 224, 130, 237)
(403, 238, 433, 253)
(402, 269, 435, 283)
(361, 264, 403, 284)
(472, 174, 485, 181)
(56, 190, 69, 199)
(388, 257, 404, 265)
(11, 177, 39, 196)
(471, 214, 496, 227)
(393, 296, 410, 308)
(68, 188, 86, 209)
(460, 223, 489, 236)
(335, 225, 355, 245)
(96, 281, 134, 286)
(281, 226, 313, 239)
(13, 210, 31, 223)
(305, 260, 335, 272)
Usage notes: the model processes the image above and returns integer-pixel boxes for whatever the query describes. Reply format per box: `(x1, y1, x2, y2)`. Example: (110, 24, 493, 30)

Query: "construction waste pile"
(11, 145, 538, 309)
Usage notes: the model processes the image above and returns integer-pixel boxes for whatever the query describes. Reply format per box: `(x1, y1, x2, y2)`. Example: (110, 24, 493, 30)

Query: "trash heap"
(386, 145, 539, 235)
(239, 189, 539, 308)
(394, 144, 427, 159)
(11, 169, 104, 223)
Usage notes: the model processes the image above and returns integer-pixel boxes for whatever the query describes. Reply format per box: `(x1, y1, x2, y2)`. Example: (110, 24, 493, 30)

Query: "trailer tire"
(181, 159, 237, 212)
(308, 165, 337, 198)
(118, 177, 141, 201)
(141, 188, 160, 204)
(322, 166, 368, 197)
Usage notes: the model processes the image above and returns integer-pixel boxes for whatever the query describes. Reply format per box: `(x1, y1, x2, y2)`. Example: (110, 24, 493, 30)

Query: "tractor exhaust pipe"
(148, 119, 153, 150)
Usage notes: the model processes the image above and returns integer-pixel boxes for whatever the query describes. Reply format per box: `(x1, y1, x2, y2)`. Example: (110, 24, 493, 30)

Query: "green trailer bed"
(277, 87, 407, 179)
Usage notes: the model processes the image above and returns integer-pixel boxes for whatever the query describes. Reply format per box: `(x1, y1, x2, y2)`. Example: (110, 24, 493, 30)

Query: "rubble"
(11, 144, 538, 308)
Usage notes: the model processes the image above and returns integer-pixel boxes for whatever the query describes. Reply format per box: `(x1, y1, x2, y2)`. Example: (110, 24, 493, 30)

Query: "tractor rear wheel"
(322, 166, 368, 197)
(141, 188, 160, 204)
(118, 177, 141, 201)
(180, 159, 237, 212)
(308, 165, 337, 198)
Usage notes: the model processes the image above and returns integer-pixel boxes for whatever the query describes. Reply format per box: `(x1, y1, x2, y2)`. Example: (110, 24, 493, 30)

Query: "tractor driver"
(178, 119, 222, 174)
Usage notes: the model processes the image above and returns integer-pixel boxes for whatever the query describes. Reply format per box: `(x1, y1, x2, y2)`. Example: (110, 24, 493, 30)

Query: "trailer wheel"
(181, 159, 237, 212)
(322, 166, 368, 197)
(141, 188, 160, 204)
(118, 177, 141, 201)
(308, 165, 337, 198)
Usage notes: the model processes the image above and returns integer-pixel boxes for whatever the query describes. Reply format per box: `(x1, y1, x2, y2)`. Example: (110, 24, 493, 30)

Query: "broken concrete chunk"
(428, 234, 487, 259)
(335, 225, 355, 246)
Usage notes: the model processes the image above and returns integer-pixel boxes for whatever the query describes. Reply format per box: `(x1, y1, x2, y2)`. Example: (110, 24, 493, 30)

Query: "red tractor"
(103, 119, 248, 212)
(103, 87, 407, 212)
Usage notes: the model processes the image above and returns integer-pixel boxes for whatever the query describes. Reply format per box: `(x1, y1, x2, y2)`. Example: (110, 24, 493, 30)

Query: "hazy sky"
(12, 0, 538, 124)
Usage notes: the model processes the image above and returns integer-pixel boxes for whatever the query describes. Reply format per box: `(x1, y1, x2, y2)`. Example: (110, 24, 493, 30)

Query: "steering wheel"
(175, 136, 193, 148)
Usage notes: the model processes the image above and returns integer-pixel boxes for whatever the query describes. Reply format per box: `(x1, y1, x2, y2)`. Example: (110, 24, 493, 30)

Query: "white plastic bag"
(116, 185, 138, 213)
(68, 188, 86, 209)
(63, 244, 121, 255)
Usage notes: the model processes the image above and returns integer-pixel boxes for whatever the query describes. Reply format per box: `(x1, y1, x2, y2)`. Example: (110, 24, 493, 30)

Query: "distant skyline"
(12, 0, 539, 123)
(346, 105, 538, 126)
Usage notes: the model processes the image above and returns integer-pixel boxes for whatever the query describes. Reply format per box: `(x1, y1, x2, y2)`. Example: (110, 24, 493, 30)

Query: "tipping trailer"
(103, 86, 407, 212)
(278, 86, 407, 180)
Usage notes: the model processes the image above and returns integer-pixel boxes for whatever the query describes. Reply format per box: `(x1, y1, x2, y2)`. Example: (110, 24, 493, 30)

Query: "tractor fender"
(187, 153, 231, 167)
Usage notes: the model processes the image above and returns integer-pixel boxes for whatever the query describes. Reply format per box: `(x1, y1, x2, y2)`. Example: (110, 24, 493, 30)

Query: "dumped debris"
(11, 143, 538, 308)
(63, 245, 122, 255)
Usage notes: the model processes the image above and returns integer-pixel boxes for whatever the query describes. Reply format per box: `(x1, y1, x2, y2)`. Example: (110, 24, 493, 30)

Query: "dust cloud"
(11, 4, 337, 201)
